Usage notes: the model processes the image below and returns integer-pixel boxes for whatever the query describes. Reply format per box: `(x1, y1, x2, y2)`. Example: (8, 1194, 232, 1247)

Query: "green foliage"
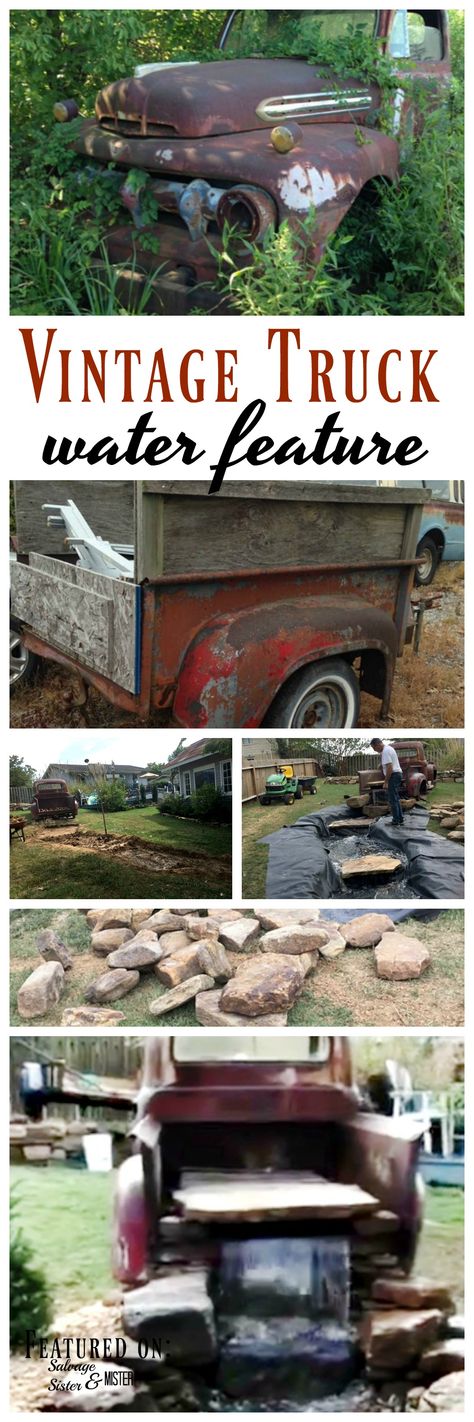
(10, 1190, 53, 1350)
(160, 785, 231, 824)
(10, 755, 36, 788)
(90, 778, 128, 812)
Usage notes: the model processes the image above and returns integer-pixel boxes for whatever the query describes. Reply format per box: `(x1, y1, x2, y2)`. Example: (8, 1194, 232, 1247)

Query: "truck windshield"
(222, 9, 377, 60)
(174, 1035, 331, 1063)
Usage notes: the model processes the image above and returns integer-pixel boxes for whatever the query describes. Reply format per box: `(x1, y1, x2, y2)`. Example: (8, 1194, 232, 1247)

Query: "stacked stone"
(10, 1115, 99, 1165)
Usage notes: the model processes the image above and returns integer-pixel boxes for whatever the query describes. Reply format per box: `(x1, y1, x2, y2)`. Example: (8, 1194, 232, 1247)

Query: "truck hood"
(95, 58, 379, 140)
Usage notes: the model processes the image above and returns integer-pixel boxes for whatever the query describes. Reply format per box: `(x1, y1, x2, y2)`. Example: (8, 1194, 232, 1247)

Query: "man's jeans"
(388, 771, 404, 824)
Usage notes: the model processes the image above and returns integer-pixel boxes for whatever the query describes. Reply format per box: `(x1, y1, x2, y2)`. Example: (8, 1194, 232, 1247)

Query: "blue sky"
(10, 730, 201, 779)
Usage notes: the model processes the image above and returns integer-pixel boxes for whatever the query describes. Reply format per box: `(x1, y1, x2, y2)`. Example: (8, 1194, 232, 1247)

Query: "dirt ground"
(10, 565, 463, 730)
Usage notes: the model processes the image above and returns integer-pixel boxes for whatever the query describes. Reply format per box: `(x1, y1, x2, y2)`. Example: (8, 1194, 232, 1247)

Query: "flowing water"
(214, 1238, 359, 1404)
(325, 833, 418, 899)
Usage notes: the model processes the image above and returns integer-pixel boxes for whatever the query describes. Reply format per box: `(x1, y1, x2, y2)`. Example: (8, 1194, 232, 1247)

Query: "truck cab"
(58, 8, 451, 313)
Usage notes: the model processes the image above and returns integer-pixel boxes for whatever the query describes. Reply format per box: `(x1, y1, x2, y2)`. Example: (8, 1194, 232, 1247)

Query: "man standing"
(370, 738, 404, 827)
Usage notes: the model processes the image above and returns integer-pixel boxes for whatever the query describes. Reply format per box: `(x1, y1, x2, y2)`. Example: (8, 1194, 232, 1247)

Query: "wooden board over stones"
(173, 1171, 380, 1222)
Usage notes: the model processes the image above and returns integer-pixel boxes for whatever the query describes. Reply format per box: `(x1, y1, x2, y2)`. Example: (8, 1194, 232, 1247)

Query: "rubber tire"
(283, 793, 295, 805)
(295, 786, 304, 800)
(264, 658, 360, 729)
(415, 536, 441, 587)
(259, 796, 270, 805)
(10, 626, 40, 692)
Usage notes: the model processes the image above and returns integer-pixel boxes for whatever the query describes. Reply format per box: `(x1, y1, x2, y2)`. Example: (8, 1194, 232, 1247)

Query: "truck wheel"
(415, 536, 441, 586)
(264, 659, 360, 729)
(10, 627, 39, 691)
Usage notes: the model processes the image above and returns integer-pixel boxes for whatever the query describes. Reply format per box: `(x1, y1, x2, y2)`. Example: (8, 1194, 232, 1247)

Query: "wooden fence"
(10, 1036, 142, 1124)
(10, 785, 34, 805)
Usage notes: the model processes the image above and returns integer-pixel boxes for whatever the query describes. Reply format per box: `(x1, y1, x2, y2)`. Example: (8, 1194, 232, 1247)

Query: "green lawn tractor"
(259, 764, 317, 807)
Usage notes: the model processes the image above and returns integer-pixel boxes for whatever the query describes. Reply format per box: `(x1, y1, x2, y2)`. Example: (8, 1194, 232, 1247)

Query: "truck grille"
(98, 116, 176, 138)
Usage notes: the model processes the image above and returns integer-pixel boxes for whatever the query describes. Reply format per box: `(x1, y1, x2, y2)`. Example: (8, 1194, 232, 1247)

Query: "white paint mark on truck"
(279, 163, 351, 211)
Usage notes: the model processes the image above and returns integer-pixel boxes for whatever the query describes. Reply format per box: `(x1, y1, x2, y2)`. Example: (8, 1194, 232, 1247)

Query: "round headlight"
(53, 99, 79, 123)
(271, 122, 303, 153)
(216, 186, 277, 241)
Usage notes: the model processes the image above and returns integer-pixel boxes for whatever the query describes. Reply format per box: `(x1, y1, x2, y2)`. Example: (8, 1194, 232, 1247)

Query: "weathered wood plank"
(141, 481, 427, 505)
(14, 481, 134, 555)
(11, 562, 113, 677)
(11, 558, 138, 694)
(158, 496, 406, 573)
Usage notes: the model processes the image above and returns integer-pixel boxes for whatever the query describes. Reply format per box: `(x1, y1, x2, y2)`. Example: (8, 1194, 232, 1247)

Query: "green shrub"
(10, 1192, 53, 1351)
(159, 787, 231, 824)
(90, 778, 127, 812)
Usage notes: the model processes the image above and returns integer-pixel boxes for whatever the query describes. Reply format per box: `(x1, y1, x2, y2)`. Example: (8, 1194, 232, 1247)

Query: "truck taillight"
(53, 99, 79, 123)
(216, 185, 277, 242)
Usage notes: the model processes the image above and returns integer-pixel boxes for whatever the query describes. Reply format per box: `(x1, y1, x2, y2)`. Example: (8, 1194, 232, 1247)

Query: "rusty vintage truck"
(55, 8, 451, 313)
(30, 778, 78, 822)
(359, 740, 437, 805)
(10, 481, 428, 729)
(18, 1035, 426, 1394)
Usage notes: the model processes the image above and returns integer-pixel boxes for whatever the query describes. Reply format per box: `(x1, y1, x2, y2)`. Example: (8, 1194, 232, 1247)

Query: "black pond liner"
(260, 804, 464, 900)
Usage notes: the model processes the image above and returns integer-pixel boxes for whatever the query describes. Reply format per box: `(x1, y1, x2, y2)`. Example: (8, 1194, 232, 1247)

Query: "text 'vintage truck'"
(54, 8, 451, 313)
(11, 480, 429, 729)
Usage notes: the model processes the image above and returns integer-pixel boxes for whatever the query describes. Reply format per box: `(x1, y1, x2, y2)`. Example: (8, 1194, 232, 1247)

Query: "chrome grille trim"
(256, 90, 373, 121)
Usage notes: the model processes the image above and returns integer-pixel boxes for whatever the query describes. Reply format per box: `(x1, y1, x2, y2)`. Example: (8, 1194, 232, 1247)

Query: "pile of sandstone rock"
(10, 1115, 100, 1166)
(15, 910, 431, 1026)
(429, 802, 464, 842)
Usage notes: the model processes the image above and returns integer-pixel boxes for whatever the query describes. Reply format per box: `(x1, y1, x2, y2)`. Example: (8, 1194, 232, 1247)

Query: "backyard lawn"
(10, 803, 232, 900)
(10, 1165, 464, 1317)
(242, 780, 464, 898)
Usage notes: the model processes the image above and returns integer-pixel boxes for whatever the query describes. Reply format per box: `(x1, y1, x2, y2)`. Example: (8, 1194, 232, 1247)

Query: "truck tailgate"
(11, 553, 141, 695)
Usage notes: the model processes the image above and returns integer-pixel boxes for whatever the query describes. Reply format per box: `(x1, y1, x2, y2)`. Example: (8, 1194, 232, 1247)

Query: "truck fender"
(408, 771, 428, 798)
(173, 595, 398, 728)
(276, 127, 400, 243)
(112, 1153, 149, 1285)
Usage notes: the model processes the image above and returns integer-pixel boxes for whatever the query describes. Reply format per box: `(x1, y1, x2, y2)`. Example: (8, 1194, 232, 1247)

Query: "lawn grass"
(10, 1166, 463, 1315)
(417, 1185, 464, 1309)
(10, 803, 232, 900)
(10, 909, 206, 1026)
(76, 804, 231, 859)
(242, 782, 464, 897)
(10, 1164, 116, 1311)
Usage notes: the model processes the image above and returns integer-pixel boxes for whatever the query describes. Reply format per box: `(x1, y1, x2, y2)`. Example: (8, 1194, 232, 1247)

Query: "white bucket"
(83, 1132, 113, 1173)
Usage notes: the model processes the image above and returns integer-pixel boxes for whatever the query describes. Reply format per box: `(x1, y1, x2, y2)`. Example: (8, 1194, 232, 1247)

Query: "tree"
(10, 755, 36, 787)
(168, 739, 186, 762)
